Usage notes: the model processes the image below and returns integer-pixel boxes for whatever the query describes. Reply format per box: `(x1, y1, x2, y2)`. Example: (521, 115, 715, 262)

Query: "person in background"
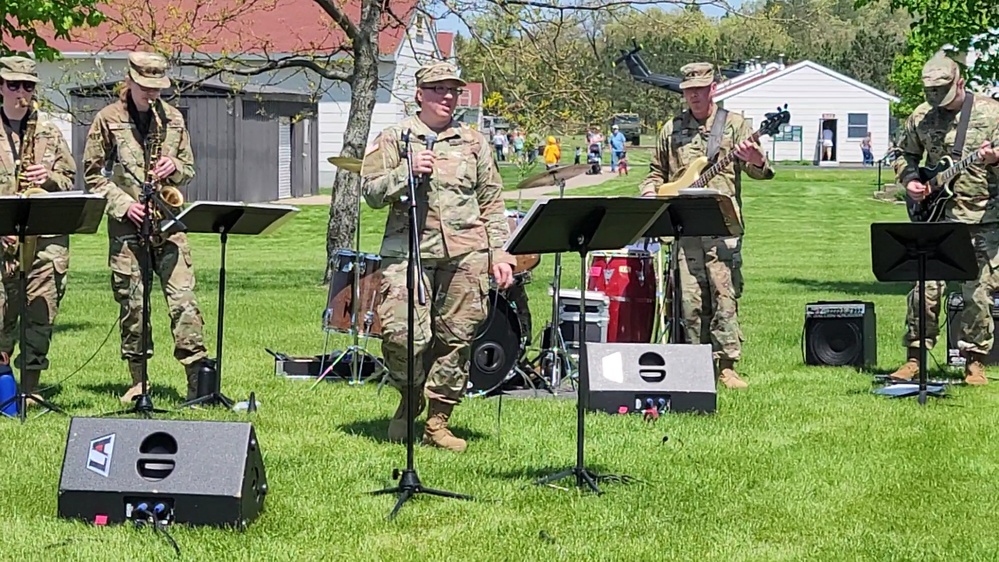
(574, 146, 581, 165)
(609, 124, 627, 172)
(543, 136, 561, 169)
(860, 132, 874, 166)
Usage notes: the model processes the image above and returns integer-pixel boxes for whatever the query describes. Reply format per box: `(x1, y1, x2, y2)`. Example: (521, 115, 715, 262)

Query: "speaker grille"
(808, 319, 862, 366)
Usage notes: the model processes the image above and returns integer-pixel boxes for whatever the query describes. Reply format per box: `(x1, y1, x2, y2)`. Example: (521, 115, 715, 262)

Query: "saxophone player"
(82, 51, 209, 403)
(0, 56, 76, 404)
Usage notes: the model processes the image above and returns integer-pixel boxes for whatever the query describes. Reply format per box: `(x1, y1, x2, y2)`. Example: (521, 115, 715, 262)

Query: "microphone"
(422, 133, 437, 182)
(101, 144, 118, 179)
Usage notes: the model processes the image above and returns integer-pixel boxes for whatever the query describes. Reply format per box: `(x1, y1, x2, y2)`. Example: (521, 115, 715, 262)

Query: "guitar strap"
(951, 91, 974, 159)
(707, 108, 728, 164)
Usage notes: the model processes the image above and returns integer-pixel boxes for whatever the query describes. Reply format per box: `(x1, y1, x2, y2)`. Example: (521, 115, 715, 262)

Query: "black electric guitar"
(907, 144, 992, 222)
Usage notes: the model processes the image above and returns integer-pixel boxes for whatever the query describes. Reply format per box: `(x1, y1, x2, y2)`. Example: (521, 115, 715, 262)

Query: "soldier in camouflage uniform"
(361, 62, 515, 452)
(0, 56, 76, 405)
(639, 62, 775, 389)
(890, 51, 999, 385)
(83, 52, 209, 403)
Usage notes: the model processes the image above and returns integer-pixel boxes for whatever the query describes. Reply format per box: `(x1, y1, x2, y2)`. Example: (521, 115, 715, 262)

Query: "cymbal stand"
(316, 175, 386, 389)
(531, 177, 578, 395)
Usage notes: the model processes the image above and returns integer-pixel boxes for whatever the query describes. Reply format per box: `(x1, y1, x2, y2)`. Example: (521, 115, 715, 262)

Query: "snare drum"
(505, 209, 540, 276)
(586, 248, 656, 343)
(324, 249, 384, 337)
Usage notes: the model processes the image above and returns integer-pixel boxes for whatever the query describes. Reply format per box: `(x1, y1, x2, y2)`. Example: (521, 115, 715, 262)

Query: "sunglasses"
(4, 81, 36, 92)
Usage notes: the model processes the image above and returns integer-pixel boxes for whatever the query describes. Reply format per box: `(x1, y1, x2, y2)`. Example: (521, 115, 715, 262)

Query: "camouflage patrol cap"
(128, 51, 171, 89)
(416, 62, 466, 87)
(922, 51, 960, 107)
(0, 56, 39, 83)
(680, 62, 715, 89)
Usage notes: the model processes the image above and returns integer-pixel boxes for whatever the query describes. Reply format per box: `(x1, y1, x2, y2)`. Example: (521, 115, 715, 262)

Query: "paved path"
(274, 166, 620, 206)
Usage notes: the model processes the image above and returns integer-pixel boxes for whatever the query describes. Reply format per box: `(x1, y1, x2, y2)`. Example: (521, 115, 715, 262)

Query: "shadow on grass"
(78, 382, 187, 404)
(52, 320, 102, 334)
(488, 463, 640, 485)
(779, 277, 914, 296)
(339, 417, 490, 444)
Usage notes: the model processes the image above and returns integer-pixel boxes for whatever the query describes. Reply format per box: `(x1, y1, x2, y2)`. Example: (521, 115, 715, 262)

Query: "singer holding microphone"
(361, 62, 516, 452)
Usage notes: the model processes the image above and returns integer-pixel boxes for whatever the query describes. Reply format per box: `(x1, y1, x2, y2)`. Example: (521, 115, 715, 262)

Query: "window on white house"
(847, 113, 868, 138)
(415, 15, 425, 41)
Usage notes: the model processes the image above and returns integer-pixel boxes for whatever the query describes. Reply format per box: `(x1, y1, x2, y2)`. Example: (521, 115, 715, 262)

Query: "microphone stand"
(370, 129, 472, 520)
(103, 155, 186, 418)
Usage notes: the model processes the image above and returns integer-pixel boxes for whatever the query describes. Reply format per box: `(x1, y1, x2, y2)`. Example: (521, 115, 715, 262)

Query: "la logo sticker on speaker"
(87, 434, 116, 477)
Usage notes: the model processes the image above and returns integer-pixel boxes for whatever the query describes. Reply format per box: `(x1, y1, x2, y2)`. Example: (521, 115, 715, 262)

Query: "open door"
(819, 117, 838, 164)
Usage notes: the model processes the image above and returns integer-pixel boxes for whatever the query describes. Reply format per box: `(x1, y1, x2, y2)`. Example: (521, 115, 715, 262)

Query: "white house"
(12, 0, 454, 189)
(715, 60, 900, 165)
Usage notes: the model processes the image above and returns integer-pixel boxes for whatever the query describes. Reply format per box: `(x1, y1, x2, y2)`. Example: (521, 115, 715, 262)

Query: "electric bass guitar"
(906, 144, 992, 223)
(657, 105, 791, 196)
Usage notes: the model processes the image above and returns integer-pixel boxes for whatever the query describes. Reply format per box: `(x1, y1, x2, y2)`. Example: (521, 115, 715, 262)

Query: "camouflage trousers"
(903, 224, 999, 355)
(109, 233, 207, 366)
(677, 235, 744, 362)
(0, 236, 69, 371)
(378, 250, 490, 404)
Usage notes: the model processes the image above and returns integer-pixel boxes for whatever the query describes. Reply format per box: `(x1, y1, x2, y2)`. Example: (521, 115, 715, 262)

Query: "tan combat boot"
(422, 400, 467, 452)
(964, 353, 988, 386)
(120, 361, 145, 404)
(387, 387, 426, 442)
(20, 369, 43, 408)
(718, 359, 748, 389)
(889, 348, 921, 381)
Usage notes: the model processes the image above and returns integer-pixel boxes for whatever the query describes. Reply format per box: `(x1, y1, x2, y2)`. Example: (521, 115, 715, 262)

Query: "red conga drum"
(586, 248, 656, 342)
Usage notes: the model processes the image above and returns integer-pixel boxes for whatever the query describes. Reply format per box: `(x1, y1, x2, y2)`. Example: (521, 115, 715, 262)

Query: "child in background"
(617, 152, 629, 176)
(574, 146, 581, 165)
(543, 136, 561, 169)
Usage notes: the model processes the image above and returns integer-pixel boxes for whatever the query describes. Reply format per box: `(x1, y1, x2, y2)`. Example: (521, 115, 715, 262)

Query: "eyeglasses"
(422, 85, 465, 96)
(4, 81, 35, 92)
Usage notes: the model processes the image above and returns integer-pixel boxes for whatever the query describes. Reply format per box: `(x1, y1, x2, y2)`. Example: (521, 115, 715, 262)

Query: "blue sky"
(435, 1, 744, 35)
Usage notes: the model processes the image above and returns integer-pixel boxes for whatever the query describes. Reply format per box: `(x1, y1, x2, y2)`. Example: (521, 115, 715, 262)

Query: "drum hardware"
(524, 176, 578, 395)
(317, 166, 387, 387)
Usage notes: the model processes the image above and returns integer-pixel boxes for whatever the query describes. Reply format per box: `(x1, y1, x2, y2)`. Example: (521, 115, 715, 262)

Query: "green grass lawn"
(3, 168, 999, 561)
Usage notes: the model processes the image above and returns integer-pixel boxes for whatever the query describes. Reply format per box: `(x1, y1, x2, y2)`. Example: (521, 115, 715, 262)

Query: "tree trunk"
(323, 2, 383, 284)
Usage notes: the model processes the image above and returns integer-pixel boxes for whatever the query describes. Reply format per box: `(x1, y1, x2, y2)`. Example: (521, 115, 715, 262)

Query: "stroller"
(586, 142, 601, 174)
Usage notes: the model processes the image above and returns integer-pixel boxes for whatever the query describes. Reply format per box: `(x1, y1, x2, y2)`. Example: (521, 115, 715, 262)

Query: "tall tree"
(2, 0, 104, 60)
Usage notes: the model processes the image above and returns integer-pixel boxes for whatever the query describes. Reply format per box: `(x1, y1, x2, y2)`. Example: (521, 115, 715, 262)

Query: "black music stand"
(0, 193, 106, 422)
(506, 196, 668, 493)
(643, 189, 744, 344)
(170, 202, 299, 409)
(870, 222, 977, 404)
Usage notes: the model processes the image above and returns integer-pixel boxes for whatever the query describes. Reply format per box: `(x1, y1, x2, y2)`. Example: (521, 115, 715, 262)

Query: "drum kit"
(318, 158, 673, 394)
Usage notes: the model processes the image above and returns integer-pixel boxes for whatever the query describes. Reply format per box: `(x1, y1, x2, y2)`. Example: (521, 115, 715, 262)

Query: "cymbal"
(327, 156, 362, 173)
(516, 164, 590, 190)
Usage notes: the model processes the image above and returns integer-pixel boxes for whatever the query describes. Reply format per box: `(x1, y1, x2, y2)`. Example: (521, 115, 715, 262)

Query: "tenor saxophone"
(146, 100, 184, 247)
(4, 100, 48, 274)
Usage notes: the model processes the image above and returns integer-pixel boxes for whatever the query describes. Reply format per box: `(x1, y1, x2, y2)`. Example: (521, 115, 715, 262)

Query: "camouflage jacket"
(0, 109, 76, 242)
(894, 95, 999, 224)
(639, 104, 774, 223)
(82, 97, 195, 238)
(361, 115, 514, 265)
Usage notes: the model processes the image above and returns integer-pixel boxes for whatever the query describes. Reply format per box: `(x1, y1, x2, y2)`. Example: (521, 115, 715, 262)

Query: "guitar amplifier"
(945, 292, 999, 366)
(804, 301, 877, 368)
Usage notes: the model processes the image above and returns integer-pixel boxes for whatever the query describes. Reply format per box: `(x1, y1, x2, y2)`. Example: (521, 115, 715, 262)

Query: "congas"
(467, 287, 532, 395)
(324, 249, 384, 338)
(586, 247, 656, 343)
(505, 209, 540, 277)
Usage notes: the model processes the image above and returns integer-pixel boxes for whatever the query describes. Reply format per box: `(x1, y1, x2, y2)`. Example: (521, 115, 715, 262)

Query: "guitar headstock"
(760, 104, 791, 137)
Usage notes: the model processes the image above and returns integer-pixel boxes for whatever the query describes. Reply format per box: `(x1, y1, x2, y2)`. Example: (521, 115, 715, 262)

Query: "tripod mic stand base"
(178, 391, 236, 410)
(0, 392, 68, 422)
(100, 393, 171, 418)
(370, 468, 473, 521)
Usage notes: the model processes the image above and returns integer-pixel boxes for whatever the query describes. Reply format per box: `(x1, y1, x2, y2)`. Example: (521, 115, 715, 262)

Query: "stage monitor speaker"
(946, 292, 999, 367)
(585, 343, 716, 415)
(804, 301, 877, 369)
(58, 417, 267, 529)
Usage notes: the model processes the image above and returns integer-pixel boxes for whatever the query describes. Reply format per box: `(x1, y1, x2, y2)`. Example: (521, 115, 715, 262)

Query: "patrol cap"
(128, 51, 171, 89)
(416, 62, 466, 87)
(680, 62, 715, 89)
(922, 51, 960, 107)
(0, 56, 39, 83)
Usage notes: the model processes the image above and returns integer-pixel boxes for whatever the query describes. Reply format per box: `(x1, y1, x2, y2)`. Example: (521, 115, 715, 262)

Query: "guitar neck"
(934, 151, 984, 187)
(691, 131, 761, 188)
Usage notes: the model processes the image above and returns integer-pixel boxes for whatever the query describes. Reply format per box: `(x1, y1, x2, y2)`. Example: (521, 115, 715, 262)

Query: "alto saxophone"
(145, 100, 184, 247)
(4, 100, 48, 275)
